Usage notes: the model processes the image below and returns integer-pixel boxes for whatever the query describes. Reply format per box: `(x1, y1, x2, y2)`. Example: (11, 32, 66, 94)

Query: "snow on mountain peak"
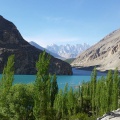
(46, 43, 90, 59)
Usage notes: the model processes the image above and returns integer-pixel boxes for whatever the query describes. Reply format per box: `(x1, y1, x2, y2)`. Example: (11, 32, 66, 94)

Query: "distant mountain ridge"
(29, 41, 65, 60)
(71, 29, 120, 71)
(46, 43, 90, 59)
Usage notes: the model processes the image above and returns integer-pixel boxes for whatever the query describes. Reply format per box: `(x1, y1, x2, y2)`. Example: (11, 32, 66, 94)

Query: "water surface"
(11, 68, 107, 89)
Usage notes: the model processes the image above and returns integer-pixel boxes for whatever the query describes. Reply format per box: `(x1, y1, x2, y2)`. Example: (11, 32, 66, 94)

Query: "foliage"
(70, 113, 97, 120)
(0, 55, 15, 118)
(33, 51, 58, 120)
(0, 53, 119, 120)
(91, 67, 97, 114)
(5, 84, 34, 120)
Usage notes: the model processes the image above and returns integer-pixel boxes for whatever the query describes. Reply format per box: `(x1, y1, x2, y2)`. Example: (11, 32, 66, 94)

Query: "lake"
(10, 68, 107, 89)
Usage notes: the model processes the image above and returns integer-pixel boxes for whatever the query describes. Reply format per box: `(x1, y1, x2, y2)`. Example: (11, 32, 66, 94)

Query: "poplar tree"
(33, 51, 51, 120)
(106, 70, 113, 112)
(62, 83, 68, 117)
(91, 67, 97, 114)
(79, 85, 83, 112)
(0, 55, 15, 118)
(99, 76, 106, 115)
(112, 68, 119, 110)
(50, 74, 58, 107)
(54, 89, 63, 120)
(67, 87, 75, 116)
(95, 80, 101, 115)
(0, 55, 14, 94)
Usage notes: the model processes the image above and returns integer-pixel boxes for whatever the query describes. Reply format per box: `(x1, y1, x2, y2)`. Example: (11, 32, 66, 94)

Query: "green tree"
(106, 70, 113, 112)
(91, 67, 97, 114)
(0, 55, 14, 95)
(99, 76, 106, 115)
(6, 84, 34, 120)
(67, 87, 75, 116)
(54, 89, 63, 120)
(112, 68, 119, 110)
(62, 83, 68, 117)
(50, 74, 58, 107)
(78, 85, 83, 112)
(33, 51, 52, 120)
(0, 55, 15, 118)
(95, 80, 101, 115)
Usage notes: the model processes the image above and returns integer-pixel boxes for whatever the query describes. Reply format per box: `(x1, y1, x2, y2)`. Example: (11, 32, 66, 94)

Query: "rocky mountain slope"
(46, 43, 90, 59)
(29, 41, 65, 60)
(0, 15, 72, 75)
(71, 29, 120, 71)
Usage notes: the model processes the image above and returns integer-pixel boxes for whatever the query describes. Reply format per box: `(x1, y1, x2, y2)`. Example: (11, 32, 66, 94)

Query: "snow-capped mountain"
(29, 41, 65, 60)
(46, 43, 90, 59)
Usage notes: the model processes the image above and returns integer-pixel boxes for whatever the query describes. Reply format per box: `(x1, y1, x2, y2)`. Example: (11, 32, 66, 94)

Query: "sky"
(0, 0, 120, 47)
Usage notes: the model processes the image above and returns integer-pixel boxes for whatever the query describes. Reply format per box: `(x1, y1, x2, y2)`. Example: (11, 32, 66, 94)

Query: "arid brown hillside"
(71, 29, 120, 71)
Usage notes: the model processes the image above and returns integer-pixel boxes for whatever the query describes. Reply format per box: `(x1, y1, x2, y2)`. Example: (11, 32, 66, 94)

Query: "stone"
(97, 109, 120, 120)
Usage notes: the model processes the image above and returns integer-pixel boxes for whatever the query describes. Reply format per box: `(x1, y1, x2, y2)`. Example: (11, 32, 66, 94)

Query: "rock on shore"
(97, 109, 120, 120)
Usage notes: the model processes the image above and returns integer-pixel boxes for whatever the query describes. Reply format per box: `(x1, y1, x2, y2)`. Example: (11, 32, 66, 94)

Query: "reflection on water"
(72, 68, 107, 76)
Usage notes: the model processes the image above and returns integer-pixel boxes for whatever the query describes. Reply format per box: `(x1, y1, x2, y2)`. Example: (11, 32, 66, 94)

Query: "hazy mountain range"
(46, 43, 90, 59)
(29, 41, 65, 60)
(30, 42, 90, 59)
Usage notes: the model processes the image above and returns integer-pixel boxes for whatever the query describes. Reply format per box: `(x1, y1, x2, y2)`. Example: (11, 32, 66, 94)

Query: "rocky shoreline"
(97, 109, 120, 120)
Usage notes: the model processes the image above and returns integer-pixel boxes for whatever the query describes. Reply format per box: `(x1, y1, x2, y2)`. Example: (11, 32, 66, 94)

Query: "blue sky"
(0, 0, 120, 47)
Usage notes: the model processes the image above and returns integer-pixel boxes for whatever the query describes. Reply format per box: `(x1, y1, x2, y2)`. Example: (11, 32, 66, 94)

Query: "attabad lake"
(0, 68, 107, 89)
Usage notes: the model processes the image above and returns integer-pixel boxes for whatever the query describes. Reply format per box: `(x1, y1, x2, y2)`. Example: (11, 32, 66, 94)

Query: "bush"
(69, 113, 96, 120)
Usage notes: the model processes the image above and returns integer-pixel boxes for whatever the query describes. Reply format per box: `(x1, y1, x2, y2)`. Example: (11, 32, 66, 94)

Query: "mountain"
(64, 58, 75, 64)
(0, 15, 72, 75)
(71, 29, 120, 71)
(29, 41, 65, 60)
(46, 43, 90, 59)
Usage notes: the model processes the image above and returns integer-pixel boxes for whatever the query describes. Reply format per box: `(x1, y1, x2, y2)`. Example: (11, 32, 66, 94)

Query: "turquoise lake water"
(0, 68, 107, 89)
(13, 75, 90, 89)
(12, 68, 107, 89)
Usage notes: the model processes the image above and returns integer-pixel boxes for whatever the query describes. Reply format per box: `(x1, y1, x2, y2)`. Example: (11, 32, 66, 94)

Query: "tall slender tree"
(67, 87, 75, 116)
(91, 67, 97, 114)
(112, 68, 119, 110)
(1, 55, 14, 94)
(50, 74, 58, 107)
(106, 70, 113, 112)
(95, 80, 101, 115)
(79, 85, 83, 112)
(33, 51, 51, 120)
(99, 76, 106, 115)
(54, 89, 63, 120)
(62, 83, 68, 117)
(0, 55, 15, 118)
